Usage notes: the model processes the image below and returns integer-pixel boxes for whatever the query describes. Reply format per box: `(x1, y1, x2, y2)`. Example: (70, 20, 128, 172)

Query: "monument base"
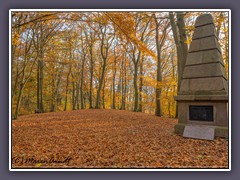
(174, 96, 228, 139)
(174, 123, 228, 138)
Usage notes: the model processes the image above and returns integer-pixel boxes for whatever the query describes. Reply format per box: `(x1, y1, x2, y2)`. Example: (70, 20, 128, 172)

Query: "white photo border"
(9, 9, 231, 171)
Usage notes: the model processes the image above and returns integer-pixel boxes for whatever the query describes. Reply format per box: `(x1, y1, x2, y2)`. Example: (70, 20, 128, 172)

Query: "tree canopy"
(11, 11, 229, 119)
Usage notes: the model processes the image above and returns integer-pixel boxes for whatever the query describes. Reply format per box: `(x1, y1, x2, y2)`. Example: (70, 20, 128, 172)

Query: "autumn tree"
(154, 13, 170, 116)
(95, 16, 115, 109)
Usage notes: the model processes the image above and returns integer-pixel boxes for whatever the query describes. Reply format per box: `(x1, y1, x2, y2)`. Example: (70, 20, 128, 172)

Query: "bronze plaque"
(189, 105, 213, 121)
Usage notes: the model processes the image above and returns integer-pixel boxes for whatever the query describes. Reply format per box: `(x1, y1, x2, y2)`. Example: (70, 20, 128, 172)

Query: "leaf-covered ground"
(12, 109, 228, 169)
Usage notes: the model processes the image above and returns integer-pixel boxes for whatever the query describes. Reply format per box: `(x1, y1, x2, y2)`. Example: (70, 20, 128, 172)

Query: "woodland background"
(11, 11, 229, 119)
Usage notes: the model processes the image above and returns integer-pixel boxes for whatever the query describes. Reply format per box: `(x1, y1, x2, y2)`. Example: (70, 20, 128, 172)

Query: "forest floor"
(12, 109, 228, 169)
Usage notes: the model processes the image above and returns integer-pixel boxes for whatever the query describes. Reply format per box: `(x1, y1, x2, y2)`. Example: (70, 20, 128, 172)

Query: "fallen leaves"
(12, 109, 228, 168)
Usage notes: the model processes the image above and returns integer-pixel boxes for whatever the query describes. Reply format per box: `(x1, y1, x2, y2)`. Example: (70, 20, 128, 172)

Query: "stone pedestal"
(174, 14, 228, 138)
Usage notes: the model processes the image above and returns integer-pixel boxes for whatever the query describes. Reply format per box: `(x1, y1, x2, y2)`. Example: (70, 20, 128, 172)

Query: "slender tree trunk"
(112, 57, 117, 109)
(13, 53, 36, 119)
(131, 16, 150, 112)
(133, 62, 138, 112)
(176, 13, 188, 77)
(117, 76, 121, 109)
(80, 56, 86, 109)
(95, 25, 113, 109)
(64, 66, 71, 111)
(102, 79, 106, 109)
(164, 86, 171, 117)
(89, 48, 94, 109)
(123, 67, 127, 110)
(72, 76, 76, 110)
(138, 56, 144, 112)
(170, 54, 177, 118)
(12, 68, 19, 99)
(37, 60, 40, 112)
(51, 68, 62, 112)
(155, 58, 162, 117)
(14, 84, 24, 119)
(95, 58, 107, 109)
(50, 76, 55, 112)
(120, 56, 127, 110)
(39, 59, 44, 113)
(76, 80, 80, 110)
(11, 27, 20, 99)
(154, 15, 168, 116)
(37, 48, 44, 113)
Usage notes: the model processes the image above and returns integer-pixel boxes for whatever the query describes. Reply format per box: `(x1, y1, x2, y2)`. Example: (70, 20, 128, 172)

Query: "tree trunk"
(80, 56, 86, 109)
(13, 53, 36, 119)
(95, 58, 107, 109)
(176, 13, 188, 80)
(169, 12, 188, 118)
(120, 55, 127, 110)
(112, 57, 117, 109)
(138, 56, 144, 112)
(76, 80, 80, 110)
(89, 47, 94, 109)
(64, 66, 71, 111)
(14, 83, 24, 119)
(133, 62, 138, 112)
(102, 79, 106, 109)
(37, 48, 44, 113)
(50, 77, 55, 112)
(72, 75, 76, 110)
(154, 15, 168, 116)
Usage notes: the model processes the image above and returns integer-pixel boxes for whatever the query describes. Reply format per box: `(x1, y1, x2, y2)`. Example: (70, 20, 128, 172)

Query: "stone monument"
(174, 14, 228, 139)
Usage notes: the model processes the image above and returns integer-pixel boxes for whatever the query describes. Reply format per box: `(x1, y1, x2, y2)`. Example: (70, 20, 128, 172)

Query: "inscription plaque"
(183, 125, 215, 140)
(189, 105, 213, 121)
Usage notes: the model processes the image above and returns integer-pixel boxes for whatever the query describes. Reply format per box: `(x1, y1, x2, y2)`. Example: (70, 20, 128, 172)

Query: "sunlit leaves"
(12, 33, 21, 45)
(105, 12, 157, 59)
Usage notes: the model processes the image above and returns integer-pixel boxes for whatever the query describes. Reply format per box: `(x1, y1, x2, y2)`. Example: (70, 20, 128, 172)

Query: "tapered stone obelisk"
(174, 14, 228, 139)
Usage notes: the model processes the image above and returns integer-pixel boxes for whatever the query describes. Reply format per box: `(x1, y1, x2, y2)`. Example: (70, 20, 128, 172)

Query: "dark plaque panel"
(189, 105, 213, 121)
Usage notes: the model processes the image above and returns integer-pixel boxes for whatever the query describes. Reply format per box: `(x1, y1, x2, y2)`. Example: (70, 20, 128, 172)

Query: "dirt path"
(11, 109, 228, 168)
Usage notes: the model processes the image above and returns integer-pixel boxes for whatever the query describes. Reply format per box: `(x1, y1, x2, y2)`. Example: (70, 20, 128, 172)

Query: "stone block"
(179, 79, 190, 91)
(192, 24, 217, 40)
(183, 63, 227, 79)
(195, 14, 214, 27)
(186, 50, 224, 66)
(180, 77, 227, 92)
(189, 36, 221, 53)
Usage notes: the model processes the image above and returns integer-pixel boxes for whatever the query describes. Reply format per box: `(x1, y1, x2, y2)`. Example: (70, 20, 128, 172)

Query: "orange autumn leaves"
(12, 109, 228, 168)
(104, 12, 157, 59)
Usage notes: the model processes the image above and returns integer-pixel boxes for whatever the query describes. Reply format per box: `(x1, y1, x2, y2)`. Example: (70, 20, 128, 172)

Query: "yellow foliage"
(104, 12, 157, 59)
(184, 36, 192, 45)
(12, 33, 21, 45)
